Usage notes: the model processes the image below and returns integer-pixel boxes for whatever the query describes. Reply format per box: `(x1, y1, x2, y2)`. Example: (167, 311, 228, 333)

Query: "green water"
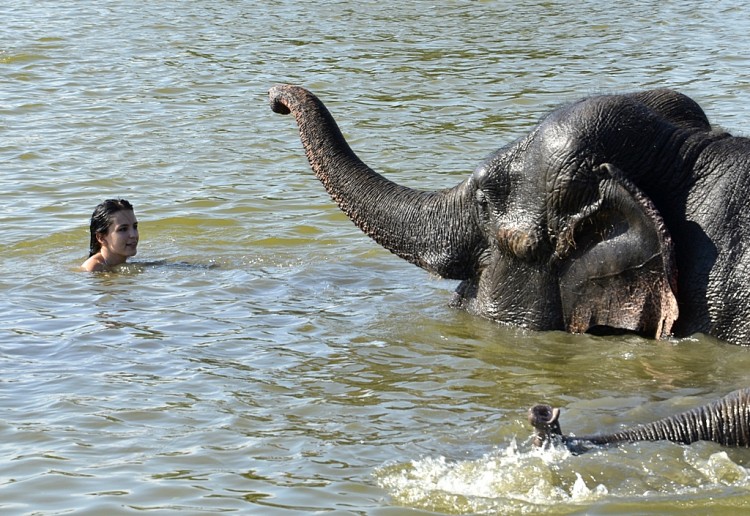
(3, 1, 750, 513)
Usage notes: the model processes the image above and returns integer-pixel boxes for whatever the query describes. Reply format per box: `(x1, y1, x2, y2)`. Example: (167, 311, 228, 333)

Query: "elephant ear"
(555, 163, 678, 339)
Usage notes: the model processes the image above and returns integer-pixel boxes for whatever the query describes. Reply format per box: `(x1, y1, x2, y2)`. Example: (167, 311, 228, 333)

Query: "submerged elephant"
(269, 85, 750, 345)
(528, 388, 750, 451)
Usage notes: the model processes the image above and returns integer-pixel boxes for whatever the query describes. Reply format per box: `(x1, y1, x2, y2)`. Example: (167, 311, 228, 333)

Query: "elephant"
(528, 388, 750, 452)
(269, 84, 750, 345)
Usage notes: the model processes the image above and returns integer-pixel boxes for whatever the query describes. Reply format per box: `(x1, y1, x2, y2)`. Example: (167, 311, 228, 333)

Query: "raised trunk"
(529, 388, 750, 451)
(269, 84, 482, 280)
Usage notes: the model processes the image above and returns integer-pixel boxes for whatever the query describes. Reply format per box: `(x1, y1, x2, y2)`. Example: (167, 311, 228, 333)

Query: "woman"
(81, 199, 139, 272)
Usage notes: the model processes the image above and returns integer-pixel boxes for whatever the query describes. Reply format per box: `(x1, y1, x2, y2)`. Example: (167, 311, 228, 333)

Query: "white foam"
(375, 441, 750, 514)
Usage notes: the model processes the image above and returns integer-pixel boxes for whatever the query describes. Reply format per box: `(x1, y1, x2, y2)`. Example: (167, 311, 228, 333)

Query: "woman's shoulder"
(81, 254, 107, 272)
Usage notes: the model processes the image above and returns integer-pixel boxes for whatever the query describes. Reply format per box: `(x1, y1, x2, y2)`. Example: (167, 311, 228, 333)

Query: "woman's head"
(88, 199, 136, 257)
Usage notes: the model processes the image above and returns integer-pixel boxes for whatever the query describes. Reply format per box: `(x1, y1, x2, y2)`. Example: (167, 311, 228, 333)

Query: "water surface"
(3, 1, 750, 513)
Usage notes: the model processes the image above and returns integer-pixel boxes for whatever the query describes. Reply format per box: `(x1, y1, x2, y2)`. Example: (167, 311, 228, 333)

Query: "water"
(3, 0, 750, 513)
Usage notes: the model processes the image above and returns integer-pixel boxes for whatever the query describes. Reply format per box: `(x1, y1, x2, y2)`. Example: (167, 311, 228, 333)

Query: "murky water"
(3, 0, 750, 513)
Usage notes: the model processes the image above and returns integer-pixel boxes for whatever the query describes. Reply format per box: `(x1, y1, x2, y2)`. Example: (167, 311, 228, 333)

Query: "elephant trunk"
(269, 84, 482, 280)
(529, 388, 750, 452)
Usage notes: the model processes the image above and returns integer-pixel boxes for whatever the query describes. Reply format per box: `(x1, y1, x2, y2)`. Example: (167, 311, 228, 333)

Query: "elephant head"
(528, 388, 750, 451)
(269, 85, 695, 338)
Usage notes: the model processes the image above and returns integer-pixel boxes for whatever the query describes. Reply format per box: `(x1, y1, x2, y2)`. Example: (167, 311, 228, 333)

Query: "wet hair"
(88, 199, 134, 257)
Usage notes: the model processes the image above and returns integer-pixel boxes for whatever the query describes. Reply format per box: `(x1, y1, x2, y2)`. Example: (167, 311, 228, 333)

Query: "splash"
(376, 440, 607, 514)
(375, 440, 750, 514)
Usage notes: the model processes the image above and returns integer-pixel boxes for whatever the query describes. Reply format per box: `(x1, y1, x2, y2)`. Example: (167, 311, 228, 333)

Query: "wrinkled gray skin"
(528, 388, 750, 452)
(269, 85, 750, 344)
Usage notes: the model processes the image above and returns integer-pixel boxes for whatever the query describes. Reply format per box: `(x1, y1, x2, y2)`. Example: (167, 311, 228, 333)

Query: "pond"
(2, 0, 750, 513)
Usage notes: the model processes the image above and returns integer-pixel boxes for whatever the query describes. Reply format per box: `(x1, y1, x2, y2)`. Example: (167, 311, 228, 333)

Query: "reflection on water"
(3, 0, 750, 513)
(89, 259, 221, 275)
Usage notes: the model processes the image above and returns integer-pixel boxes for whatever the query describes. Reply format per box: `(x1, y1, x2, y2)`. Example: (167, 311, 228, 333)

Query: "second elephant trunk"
(529, 388, 750, 452)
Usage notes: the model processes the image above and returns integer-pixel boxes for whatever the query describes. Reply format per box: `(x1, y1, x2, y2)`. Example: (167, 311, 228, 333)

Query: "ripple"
(2, 0, 750, 513)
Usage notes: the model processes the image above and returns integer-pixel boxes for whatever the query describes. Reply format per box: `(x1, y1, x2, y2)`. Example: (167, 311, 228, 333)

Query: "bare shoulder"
(81, 255, 106, 272)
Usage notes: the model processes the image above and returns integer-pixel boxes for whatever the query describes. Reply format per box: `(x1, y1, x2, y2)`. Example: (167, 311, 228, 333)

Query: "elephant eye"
(475, 189, 487, 204)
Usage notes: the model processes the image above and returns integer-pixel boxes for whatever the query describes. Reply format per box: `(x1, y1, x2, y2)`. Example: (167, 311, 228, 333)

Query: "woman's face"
(100, 210, 139, 258)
